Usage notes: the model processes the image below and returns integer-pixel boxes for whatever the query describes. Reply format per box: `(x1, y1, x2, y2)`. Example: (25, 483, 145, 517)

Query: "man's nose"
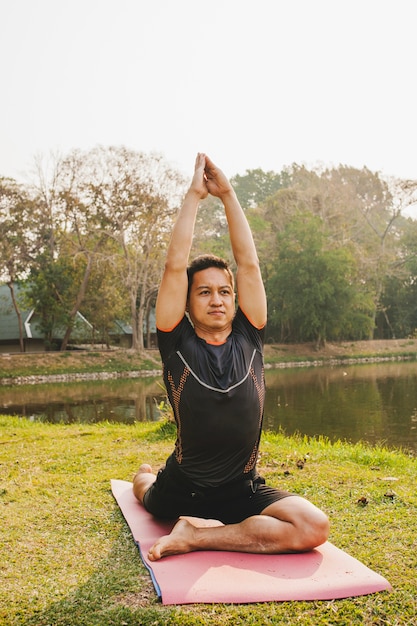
(210, 291, 222, 305)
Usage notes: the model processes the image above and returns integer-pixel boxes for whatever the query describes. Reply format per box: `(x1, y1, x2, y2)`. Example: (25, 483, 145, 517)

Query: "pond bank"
(2, 355, 416, 386)
(1, 338, 417, 385)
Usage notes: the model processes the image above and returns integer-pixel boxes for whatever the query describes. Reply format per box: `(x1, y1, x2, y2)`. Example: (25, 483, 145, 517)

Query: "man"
(133, 153, 329, 561)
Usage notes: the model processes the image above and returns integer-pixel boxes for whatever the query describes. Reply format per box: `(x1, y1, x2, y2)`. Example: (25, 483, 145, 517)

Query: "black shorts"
(142, 458, 294, 525)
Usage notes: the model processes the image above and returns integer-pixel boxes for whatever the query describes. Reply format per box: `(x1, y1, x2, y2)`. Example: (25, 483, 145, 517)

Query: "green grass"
(1, 416, 416, 625)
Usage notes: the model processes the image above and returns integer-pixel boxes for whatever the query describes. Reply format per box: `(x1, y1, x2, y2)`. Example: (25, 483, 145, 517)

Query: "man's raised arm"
(155, 153, 208, 331)
(204, 156, 267, 329)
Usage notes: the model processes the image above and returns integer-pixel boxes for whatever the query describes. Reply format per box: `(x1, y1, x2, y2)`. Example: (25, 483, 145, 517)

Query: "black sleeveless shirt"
(157, 308, 265, 488)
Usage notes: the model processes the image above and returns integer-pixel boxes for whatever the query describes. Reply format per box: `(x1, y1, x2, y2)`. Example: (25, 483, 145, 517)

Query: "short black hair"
(187, 254, 234, 297)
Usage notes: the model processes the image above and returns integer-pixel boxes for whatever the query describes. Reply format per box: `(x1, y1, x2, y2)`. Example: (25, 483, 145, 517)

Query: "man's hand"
(204, 155, 234, 199)
(189, 153, 209, 199)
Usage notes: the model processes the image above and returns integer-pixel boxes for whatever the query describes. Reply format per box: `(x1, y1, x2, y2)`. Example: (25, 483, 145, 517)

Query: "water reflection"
(0, 377, 165, 424)
(1, 361, 417, 454)
(264, 361, 417, 454)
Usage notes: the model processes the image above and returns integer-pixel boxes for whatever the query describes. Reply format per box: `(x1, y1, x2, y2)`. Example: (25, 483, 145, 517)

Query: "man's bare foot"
(180, 516, 224, 529)
(132, 463, 156, 503)
(132, 463, 154, 481)
(147, 518, 200, 561)
(147, 516, 224, 561)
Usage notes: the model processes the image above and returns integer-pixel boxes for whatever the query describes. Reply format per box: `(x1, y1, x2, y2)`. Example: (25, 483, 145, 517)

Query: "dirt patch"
(0, 348, 161, 377)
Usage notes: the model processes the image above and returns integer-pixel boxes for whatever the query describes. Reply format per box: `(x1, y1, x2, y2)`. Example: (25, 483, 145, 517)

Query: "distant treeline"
(1, 146, 417, 350)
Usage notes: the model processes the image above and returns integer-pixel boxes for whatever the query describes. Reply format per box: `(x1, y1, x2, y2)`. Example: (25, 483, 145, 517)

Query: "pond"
(1, 361, 417, 455)
(263, 361, 417, 455)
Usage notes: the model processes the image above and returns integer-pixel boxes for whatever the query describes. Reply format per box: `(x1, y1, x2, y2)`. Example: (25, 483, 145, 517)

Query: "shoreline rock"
(0, 369, 163, 386)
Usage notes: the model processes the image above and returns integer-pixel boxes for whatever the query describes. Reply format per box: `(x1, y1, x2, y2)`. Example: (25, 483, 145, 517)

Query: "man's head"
(186, 255, 236, 335)
(187, 255, 234, 298)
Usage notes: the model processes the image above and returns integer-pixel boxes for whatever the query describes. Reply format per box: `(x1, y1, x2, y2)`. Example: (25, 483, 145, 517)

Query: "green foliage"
(266, 213, 373, 344)
(26, 253, 78, 347)
(191, 195, 233, 261)
(376, 217, 417, 338)
(254, 163, 414, 342)
(2, 148, 186, 352)
(0, 178, 36, 282)
(2, 156, 417, 347)
(230, 168, 288, 208)
(80, 252, 130, 346)
(151, 417, 177, 440)
(377, 274, 417, 338)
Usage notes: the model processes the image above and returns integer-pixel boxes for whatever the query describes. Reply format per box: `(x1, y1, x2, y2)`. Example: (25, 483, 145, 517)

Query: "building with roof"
(0, 284, 93, 353)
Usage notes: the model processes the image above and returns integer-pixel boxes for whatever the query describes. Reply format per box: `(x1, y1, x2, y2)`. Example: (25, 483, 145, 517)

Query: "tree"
(78, 146, 185, 352)
(4, 154, 416, 350)
(191, 194, 232, 261)
(231, 168, 289, 209)
(27, 152, 108, 350)
(27, 147, 185, 352)
(267, 213, 373, 346)
(377, 216, 417, 338)
(80, 252, 129, 346)
(255, 163, 405, 340)
(0, 177, 38, 351)
(26, 252, 79, 348)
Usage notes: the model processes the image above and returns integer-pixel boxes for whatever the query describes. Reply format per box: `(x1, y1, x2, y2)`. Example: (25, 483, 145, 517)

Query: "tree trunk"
(60, 255, 93, 351)
(8, 282, 25, 352)
(130, 290, 140, 351)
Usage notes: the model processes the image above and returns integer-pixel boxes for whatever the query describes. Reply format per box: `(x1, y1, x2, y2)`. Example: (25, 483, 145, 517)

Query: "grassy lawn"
(1, 415, 416, 625)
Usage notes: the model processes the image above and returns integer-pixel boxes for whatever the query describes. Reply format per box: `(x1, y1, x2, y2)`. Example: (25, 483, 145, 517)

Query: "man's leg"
(146, 496, 329, 561)
(133, 464, 225, 525)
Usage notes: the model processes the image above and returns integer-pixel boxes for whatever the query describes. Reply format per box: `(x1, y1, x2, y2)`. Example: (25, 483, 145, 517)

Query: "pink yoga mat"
(111, 479, 391, 605)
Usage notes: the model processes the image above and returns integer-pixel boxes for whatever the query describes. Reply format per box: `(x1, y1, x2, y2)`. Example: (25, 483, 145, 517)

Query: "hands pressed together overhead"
(190, 153, 234, 201)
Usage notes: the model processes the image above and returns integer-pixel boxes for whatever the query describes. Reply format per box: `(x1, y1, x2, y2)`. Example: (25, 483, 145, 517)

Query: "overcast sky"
(1, 0, 416, 186)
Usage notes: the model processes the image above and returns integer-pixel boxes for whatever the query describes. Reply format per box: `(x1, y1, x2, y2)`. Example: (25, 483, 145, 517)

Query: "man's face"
(187, 267, 235, 334)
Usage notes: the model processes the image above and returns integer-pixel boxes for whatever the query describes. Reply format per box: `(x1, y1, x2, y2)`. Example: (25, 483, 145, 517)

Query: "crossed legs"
(132, 465, 330, 562)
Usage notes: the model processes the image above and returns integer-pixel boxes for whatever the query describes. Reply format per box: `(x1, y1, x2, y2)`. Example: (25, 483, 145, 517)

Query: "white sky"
(1, 0, 416, 187)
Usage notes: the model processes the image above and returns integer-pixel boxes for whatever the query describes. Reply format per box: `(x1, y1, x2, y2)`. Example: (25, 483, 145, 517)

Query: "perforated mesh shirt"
(157, 308, 266, 488)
